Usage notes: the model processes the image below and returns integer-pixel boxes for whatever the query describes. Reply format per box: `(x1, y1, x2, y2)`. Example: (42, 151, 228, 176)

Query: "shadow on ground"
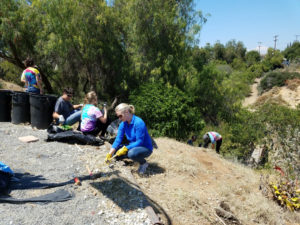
(90, 170, 172, 224)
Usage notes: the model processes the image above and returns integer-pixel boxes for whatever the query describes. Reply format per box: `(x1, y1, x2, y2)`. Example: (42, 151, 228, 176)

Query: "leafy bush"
(258, 104, 300, 179)
(215, 64, 233, 76)
(245, 50, 261, 67)
(214, 103, 300, 168)
(283, 42, 300, 61)
(186, 64, 225, 123)
(257, 104, 300, 130)
(220, 109, 265, 161)
(231, 58, 246, 70)
(259, 71, 300, 93)
(262, 48, 284, 71)
(247, 63, 264, 78)
(129, 81, 205, 139)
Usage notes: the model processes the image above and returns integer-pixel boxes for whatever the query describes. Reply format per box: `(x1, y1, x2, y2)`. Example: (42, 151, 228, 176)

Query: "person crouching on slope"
(203, 131, 222, 154)
(105, 103, 153, 174)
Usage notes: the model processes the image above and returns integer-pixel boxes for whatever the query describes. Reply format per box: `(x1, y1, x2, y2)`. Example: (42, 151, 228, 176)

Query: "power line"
(273, 35, 278, 50)
(257, 42, 262, 54)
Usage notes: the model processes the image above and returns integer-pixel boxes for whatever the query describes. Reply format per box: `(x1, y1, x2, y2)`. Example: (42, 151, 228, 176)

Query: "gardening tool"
(105, 146, 128, 165)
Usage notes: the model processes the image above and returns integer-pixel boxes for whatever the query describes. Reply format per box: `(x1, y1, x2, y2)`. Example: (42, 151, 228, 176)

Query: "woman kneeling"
(80, 91, 107, 136)
(106, 103, 153, 174)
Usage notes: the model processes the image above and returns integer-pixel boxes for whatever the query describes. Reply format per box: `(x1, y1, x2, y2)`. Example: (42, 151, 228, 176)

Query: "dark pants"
(0, 172, 11, 194)
(216, 139, 222, 154)
(82, 118, 110, 136)
(203, 138, 222, 154)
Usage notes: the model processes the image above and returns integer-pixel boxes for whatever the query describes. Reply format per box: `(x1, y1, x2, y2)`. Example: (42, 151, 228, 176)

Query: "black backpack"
(0, 171, 12, 194)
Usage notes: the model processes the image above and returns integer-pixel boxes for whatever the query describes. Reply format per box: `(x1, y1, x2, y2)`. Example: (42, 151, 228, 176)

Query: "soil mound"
(0, 79, 23, 91)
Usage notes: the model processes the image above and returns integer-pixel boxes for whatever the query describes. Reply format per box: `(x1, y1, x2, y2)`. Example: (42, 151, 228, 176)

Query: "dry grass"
(254, 83, 300, 109)
(0, 79, 24, 91)
(286, 78, 300, 91)
(255, 92, 290, 107)
(132, 137, 300, 225)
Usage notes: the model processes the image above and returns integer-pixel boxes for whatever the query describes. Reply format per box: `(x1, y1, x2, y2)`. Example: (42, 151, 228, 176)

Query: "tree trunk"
(38, 69, 53, 94)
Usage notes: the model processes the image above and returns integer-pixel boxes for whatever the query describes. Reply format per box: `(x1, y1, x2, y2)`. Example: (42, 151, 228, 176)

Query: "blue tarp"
(0, 161, 13, 175)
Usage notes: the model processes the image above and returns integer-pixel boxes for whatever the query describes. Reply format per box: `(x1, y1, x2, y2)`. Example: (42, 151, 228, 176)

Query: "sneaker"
(138, 162, 149, 174)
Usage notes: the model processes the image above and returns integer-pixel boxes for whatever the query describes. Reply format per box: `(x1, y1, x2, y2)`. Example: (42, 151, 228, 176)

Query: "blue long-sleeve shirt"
(112, 115, 153, 151)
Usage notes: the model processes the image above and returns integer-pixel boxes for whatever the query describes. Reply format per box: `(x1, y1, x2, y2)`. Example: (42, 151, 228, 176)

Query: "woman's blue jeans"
(64, 110, 81, 126)
(26, 87, 40, 94)
(126, 146, 152, 165)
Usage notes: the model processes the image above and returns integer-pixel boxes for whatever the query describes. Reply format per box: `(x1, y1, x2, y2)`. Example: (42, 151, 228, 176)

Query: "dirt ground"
(0, 79, 24, 92)
(243, 78, 261, 107)
(254, 79, 300, 108)
(131, 138, 300, 225)
(243, 76, 300, 109)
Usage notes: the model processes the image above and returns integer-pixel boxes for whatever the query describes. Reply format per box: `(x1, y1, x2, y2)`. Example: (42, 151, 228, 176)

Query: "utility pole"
(295, 35, 300, 42)
(273, 35, 278, 50)
(258, 42, 262, 55)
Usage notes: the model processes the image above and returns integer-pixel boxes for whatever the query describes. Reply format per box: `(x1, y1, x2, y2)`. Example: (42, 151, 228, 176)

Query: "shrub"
(129, 81, 205, 140)
(186, 64, 225, 123)
(259, 71, 300, 93)
(247, 63, 264, 78)
(220, 109, 265, 161)
(245, 50, 261, 67)
(258, 104, 300, 179)
(262, 48, 284, 71)
(215, 64, 233, 76)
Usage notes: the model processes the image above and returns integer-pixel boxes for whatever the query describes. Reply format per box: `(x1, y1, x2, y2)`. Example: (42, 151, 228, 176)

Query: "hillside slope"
(243, 77, 300, 109)
(254, 79, 300, 108)
(131, 138, 299, 225)
(0, 79, 24, 91)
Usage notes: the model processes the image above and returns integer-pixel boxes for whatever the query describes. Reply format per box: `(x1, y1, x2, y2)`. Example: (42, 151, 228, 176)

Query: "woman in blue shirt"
(105, 103, 153, 174)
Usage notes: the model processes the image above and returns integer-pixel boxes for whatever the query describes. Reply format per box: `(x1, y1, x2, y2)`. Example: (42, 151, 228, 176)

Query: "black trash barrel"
(11, 91, 30, 124)
(29, 94, 57, 129)
(0, 90, 13, 122)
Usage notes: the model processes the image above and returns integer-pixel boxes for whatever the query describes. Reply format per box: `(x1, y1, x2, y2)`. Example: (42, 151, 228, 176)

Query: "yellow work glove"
(105, 153, 112, 164)
(116, 146, 128, 157)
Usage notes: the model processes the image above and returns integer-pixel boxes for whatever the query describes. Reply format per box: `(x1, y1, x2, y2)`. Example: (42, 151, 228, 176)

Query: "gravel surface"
(0, 122, 152, 225)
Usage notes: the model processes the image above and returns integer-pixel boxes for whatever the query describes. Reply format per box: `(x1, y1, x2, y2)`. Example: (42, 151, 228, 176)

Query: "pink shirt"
(80, 104, 103, 132)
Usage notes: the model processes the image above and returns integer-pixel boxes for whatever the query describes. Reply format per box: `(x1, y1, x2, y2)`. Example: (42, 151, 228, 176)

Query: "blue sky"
(195, 0, 300, 53)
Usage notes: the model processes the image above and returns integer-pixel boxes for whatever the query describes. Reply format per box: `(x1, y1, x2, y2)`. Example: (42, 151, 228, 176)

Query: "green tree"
(186, 64, 225, 124)
(245, 50, 261, 67)
(283, 41, 300, 61)
(224, 40, 246, 64)
(262, 48, 284, 71)
(1, 0, 206, 98)
(115, 0, 206, 90)
(212, 41, 225, 61)
(129, 81, 205, 139)
(190, 46, 210, 71)
(0, 0, 53, 92)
